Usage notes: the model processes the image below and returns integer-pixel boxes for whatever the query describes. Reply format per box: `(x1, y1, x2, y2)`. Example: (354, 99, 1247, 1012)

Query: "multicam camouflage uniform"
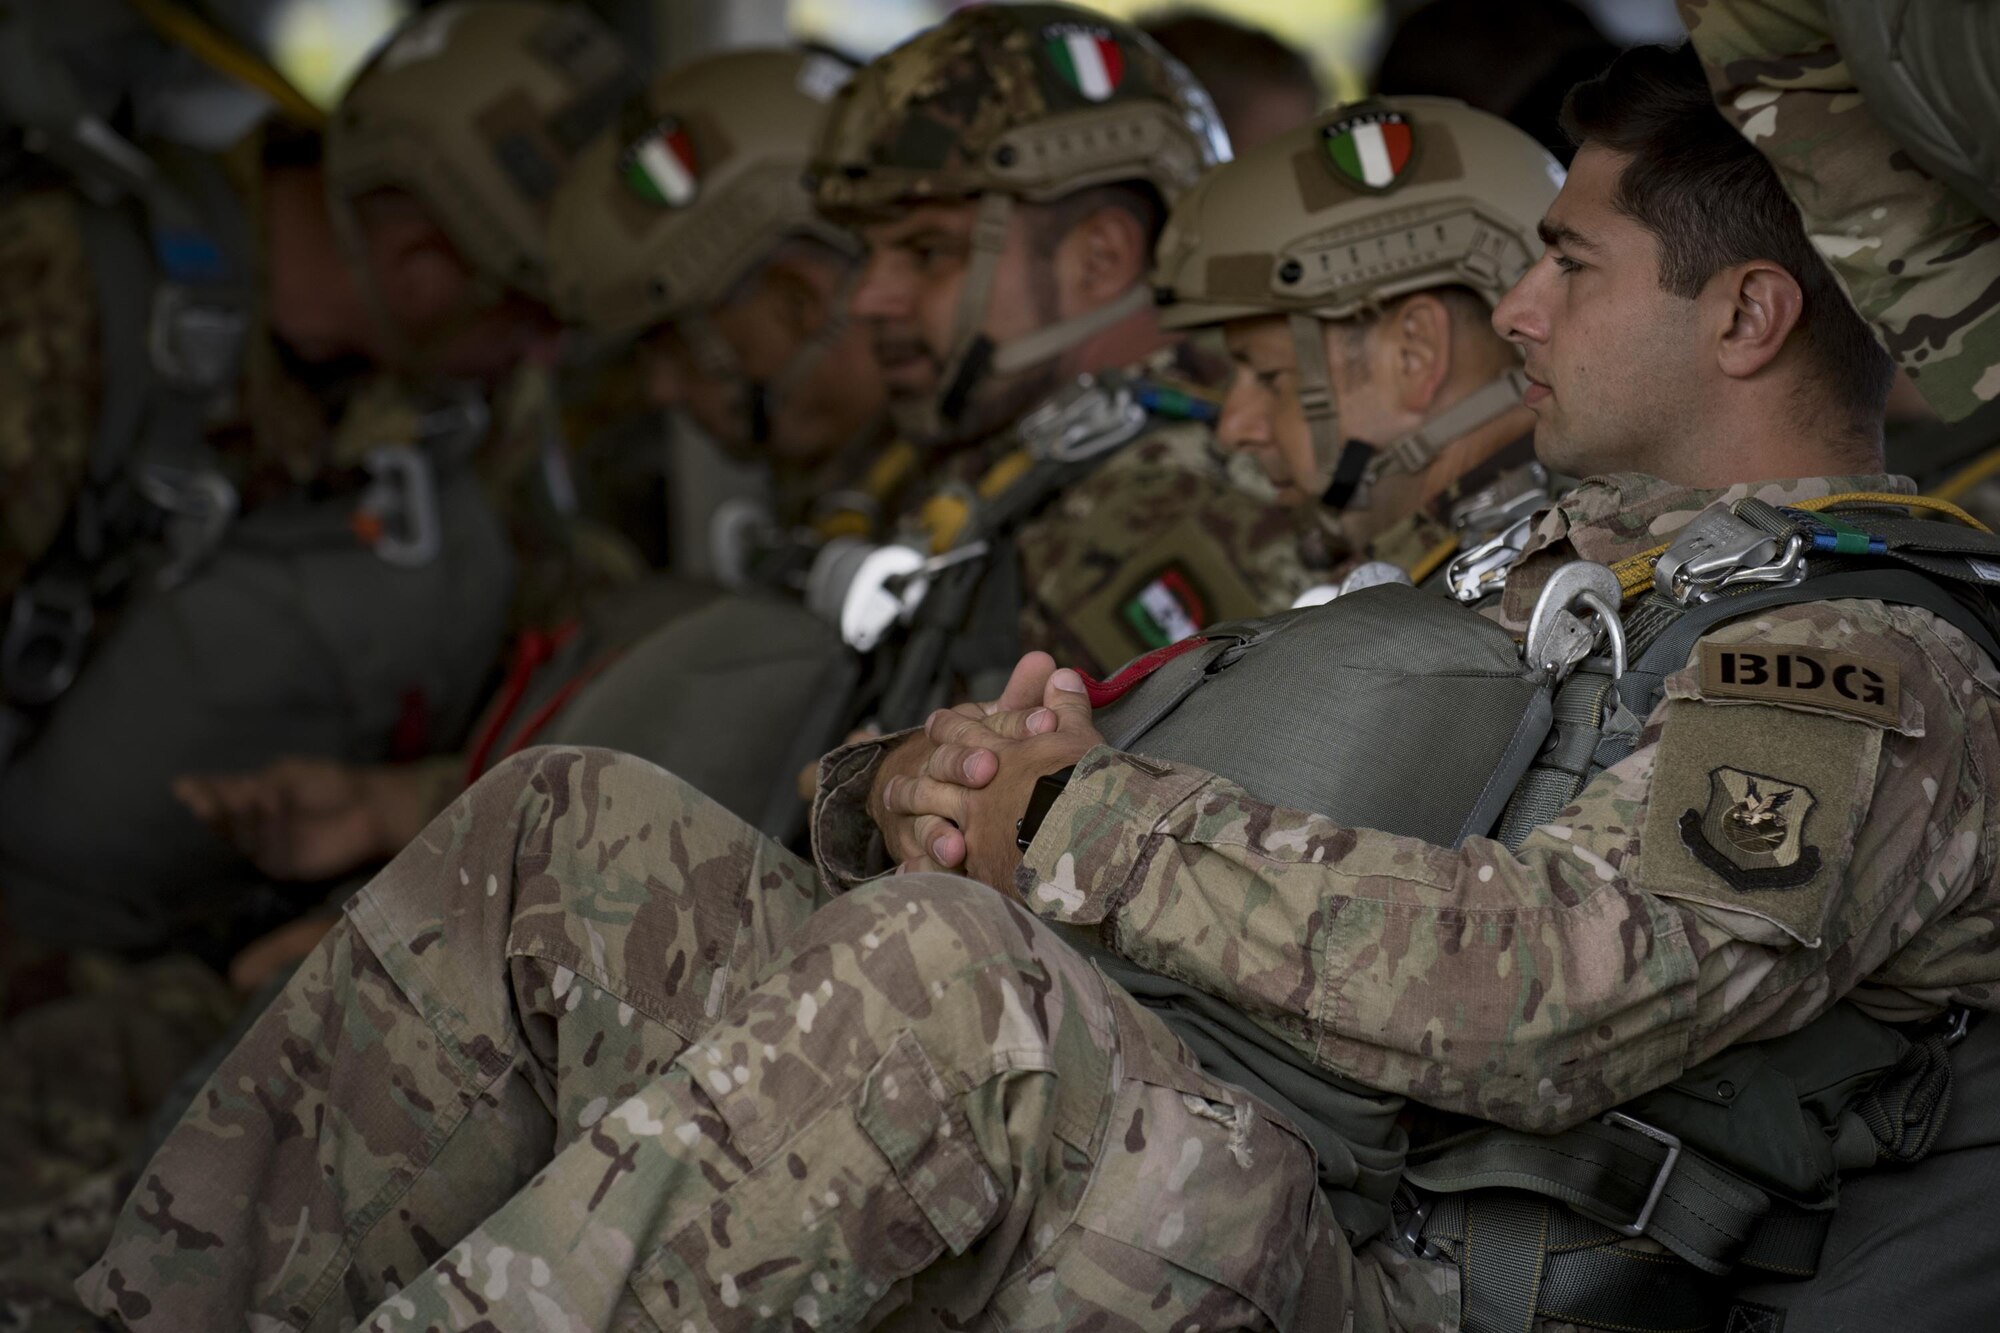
(1678, 0, 2000, 422)
(78, 472, 2000, 1331)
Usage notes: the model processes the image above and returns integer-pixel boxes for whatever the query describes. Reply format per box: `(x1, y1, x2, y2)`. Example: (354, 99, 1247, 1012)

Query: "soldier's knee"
(810, 876, 1085, 1037)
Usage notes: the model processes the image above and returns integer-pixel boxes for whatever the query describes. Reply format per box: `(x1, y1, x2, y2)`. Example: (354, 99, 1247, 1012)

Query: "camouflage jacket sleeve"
(1013, 423, 1322, 676)
(0, 188, 101, 603)
(1019, 597, 2000, 1131)
(809, 730, 916, 887)
(1679, 0, 2000, 421)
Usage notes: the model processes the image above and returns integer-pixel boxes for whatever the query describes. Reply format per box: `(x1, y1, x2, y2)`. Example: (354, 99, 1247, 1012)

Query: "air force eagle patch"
(1679, 767, 1821, 891)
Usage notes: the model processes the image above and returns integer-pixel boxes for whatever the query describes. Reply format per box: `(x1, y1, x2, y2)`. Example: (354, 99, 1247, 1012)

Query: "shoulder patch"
(1678, 767, 1821, 891)
(1638, 698, 1885, 947)
(1063, 516, 1265, 673)
(1121, 564, 1205, 648)
(1699, 641, 1900, 726)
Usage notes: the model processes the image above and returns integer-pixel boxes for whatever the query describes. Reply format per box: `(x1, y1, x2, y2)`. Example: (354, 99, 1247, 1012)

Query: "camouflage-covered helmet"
(807, 3, 1229, 443)
(1155, 98, 1563, 503)
(809, 2, 1230, 219)
(328, 0, 637, 300)
(549, 48, 859, 342)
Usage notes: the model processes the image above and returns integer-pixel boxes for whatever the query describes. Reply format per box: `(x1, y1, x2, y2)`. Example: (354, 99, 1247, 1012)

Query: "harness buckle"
(1449, 466, 1551, 543)
(1655, 508, 1808, 605)
(1390, 1182, 1444, 1260)
(1599, 1111, 1683, 1238)
(1017, 372, 1148, 464)
(1446, 512, 1536, 604)
(2, 581, 94, 707)
(147, 283, 249, 391)
(356, 445, 443, 568)
(135, 463, 239, 589)
(1524, 561, 1626, 681)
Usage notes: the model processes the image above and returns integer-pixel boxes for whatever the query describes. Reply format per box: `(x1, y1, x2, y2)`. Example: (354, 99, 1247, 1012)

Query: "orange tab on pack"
(1698, 641, 1900, 726)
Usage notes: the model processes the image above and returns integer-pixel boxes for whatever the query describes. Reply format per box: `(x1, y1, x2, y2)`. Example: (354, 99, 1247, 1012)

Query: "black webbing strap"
(1408, 1116, 1778, 1276)
(872, 453, 1102, 730)
(1422, 1192, 1717, 1333)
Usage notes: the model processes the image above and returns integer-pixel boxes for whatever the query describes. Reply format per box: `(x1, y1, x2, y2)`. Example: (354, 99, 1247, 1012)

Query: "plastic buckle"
(147, 283, 248, 391)
(1600, 1111, 1682, 1237)
(1939, 1006, 1975, 1048)
(1391, 1182, 1443, 1260)
(356, 445, 443, 568)
(135, 464, 239, 589)
(2, 583, 94, 707)
(1655, 509, 1808, 605)
(1018, 373, 1148, 464)
(1446, 512, 1536, 604)
(1524, 561, 1626, 681)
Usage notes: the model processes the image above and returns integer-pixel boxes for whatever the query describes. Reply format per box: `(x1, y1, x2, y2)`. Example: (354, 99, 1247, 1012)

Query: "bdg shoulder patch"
(1698, 641, 1900, 727)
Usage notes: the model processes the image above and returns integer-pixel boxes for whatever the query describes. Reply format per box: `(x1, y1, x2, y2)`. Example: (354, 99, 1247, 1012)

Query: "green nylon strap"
(1461, 1192, 1550, 1333)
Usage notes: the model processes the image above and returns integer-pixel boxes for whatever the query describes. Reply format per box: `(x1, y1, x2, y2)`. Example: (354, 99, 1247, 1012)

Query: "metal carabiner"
(1446, 511, 1536, 604)
(1523, 561, 1625, 681)
(1655, 508, 1808, 605)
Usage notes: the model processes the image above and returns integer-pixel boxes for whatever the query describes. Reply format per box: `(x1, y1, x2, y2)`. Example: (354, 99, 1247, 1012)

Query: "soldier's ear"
(1063, 203, 1150, 304)
(1389, 293, 1453, 415)
(760, 257, 831, 340)
(1711, 259, 1804, 382)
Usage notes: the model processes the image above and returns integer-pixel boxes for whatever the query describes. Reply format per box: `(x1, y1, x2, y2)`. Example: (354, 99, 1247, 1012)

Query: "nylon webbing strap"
(1409, 1116, 1776, 1276)
(1493, 663, 1615, 851)
(1289, 313, 1344, 488)
(1423, 1193, 1716, 1333)
(1370, 368, 1532, 485)
(1461, 1192, 1548, 1333)
(872, 451, 1107, 730)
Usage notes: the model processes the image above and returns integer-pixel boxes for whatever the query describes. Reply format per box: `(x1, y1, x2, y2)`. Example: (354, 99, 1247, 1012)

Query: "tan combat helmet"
(809, 1, 1231, 440)
(1155, 97, 1564, 506)
(328, 0, 637, 303)
(548, 48, 864, 445)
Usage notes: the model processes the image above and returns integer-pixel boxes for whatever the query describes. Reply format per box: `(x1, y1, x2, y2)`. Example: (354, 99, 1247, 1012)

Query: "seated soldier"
(169, 44, 893, 892)
(0, 0, 633, 956)
(81, 45, 2000, 1333)
(1154, 97, 1562, 595)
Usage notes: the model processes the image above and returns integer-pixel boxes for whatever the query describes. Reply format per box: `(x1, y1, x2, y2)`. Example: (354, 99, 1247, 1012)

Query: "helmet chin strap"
(921, 190, 1156, 443)
(1294, 302, 1530, 513)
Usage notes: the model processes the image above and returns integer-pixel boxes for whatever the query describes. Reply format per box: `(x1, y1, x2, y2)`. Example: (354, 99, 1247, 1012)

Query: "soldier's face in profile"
(1492, 143, 1706, 478)
(1216, 315, 1399, 506)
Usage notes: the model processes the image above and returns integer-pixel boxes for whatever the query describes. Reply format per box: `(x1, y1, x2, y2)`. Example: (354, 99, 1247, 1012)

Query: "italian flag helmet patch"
(1046, 26, 1125, 102)
(621, 117, 698, 206)
(1321, 109, 1415, 191)
(1121, 566, 1206, 649)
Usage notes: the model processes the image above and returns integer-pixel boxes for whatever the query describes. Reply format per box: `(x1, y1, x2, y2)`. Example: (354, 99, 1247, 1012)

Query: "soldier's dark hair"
(1561, 44, 1893, 440)
(1026, 181, 1167, 257)
(1374, 0, 1615, 165)
(1139, 9, 1320, 146)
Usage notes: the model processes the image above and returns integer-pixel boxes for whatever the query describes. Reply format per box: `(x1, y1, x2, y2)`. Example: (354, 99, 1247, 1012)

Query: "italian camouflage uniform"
(82, 471, 2000, 1330)
(1009, 391, 1328, 676)
(1678, 0, 2000, 423)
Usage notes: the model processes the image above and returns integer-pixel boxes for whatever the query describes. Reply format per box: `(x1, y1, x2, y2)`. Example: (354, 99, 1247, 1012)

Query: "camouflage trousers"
(75, 747, 1357, 1331)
